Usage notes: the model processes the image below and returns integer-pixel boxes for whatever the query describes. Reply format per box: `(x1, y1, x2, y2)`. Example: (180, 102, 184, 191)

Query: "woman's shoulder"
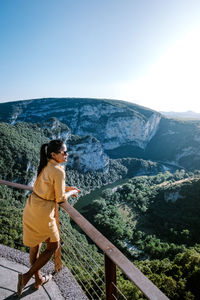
(54, 164, 65, 173)
(47, 160, 65, 176)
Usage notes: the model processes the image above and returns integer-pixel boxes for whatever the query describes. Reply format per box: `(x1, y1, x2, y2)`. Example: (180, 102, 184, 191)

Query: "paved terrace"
(0, 244, 88, 300)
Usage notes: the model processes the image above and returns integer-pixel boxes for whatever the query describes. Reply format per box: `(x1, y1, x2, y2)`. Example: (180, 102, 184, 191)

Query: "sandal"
(34, 274, 52, 290)
(17, 273, 24, 296)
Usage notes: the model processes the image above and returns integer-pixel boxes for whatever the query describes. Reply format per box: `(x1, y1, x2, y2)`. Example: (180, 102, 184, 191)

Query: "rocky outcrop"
(39, 118, 110, 173)
(67, 135, 109, 173)
(40, 118, 71, 141)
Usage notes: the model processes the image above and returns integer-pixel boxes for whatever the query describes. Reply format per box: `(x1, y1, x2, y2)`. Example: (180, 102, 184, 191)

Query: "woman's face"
(51, 144, 68, 164)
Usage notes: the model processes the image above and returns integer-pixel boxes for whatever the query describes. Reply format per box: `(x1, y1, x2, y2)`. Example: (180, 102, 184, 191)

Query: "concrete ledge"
(0, 244, 88, 300)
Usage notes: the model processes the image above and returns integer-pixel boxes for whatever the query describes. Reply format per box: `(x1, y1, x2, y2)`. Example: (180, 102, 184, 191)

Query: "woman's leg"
(20, 240, 59, 288)
(30, 243, 43, 286)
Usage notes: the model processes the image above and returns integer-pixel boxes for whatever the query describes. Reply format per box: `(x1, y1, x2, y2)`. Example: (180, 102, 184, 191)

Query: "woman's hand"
(65, 186, 80, 197)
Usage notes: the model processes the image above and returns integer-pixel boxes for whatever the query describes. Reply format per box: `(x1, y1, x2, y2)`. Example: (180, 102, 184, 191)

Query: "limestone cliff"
(67, 135, 109, 172)
(1, 98, 200, 170)
(38, 119, 109, 172)
(0, 98, 161, 151)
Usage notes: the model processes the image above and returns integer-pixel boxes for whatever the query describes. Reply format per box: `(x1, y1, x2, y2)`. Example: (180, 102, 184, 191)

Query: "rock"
(67, 135, 109, 173)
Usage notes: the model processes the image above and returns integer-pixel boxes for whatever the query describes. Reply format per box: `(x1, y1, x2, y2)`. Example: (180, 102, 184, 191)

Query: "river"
(74, 178, 129, 212)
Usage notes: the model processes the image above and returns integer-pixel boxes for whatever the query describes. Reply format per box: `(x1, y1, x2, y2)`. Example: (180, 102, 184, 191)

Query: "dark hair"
(37, 139, 64, 176)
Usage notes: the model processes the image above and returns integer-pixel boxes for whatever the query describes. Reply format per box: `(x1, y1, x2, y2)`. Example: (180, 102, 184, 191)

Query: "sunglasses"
(58, 150, 68, 155)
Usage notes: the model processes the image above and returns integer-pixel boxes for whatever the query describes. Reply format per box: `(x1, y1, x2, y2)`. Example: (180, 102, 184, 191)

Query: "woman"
(17, 140, 80, 296)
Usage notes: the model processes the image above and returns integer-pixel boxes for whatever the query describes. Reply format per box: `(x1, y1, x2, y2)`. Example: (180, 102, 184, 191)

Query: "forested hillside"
(0, 120, 200, 299)
(82, 172, 200, 299)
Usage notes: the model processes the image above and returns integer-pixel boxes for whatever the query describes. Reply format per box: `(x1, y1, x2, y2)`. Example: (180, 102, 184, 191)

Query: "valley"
(74, 178, 129, 212)
(0, 98, 200, 299)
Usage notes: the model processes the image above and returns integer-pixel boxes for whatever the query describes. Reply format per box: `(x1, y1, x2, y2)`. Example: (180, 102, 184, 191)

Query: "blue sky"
(0, 0, 200, 112)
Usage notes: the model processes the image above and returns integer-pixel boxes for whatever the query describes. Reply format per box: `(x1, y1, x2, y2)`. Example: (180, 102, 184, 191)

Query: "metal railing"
(0, 179, 169, 300)
(60, 220, 105, 299)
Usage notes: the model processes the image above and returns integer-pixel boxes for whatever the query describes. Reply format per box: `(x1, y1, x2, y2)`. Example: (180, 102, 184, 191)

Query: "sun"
(117, 27, 200, 112)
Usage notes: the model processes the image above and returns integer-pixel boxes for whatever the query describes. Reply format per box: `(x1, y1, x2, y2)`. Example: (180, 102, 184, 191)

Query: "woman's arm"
(54, 168, 80, 203)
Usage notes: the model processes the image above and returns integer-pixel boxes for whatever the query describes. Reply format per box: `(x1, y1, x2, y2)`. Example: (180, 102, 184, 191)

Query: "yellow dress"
(23, 159, 67, 247)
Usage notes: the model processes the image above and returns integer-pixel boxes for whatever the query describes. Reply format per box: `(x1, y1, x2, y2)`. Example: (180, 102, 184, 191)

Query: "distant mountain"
(1, 98, 200, 170)
(160, 110, 200, 119)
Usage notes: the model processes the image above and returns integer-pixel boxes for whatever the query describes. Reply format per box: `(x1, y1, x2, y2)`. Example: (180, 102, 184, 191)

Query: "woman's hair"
(37, 139, 64, 176)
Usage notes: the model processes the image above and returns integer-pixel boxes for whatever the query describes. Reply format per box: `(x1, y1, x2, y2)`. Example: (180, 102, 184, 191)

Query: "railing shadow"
(1, 284, 54, 300)
(1, 284, 36, 299)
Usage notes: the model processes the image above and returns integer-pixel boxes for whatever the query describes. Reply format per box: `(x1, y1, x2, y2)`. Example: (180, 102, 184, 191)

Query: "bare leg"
(30, 244, 43, 287)
(21, 241, 59, 288)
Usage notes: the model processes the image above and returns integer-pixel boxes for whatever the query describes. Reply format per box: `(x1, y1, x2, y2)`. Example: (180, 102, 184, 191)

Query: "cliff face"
(1, 98, 200, 170)
(145, 117, 200, 170)
(0, 98, 161, 151)
(67, 135, 109, 173)
(102, 112, 161, 149)
(37, 118, 109, 172)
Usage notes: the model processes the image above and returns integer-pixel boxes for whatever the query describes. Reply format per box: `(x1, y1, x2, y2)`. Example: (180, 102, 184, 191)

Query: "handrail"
(0, 179, 33, 191)
(0, 179, 169, 300)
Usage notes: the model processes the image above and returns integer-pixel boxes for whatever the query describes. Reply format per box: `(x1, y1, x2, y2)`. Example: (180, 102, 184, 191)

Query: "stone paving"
(0, 244, 88, 300)
(0, 257, 64, 299)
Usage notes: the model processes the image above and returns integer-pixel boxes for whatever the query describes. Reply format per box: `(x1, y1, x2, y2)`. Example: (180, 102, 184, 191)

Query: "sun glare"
(119, 27, 200, 112)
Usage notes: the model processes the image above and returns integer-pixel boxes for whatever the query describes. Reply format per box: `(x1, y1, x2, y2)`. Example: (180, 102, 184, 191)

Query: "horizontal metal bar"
(0, 180, 33, 191)
(0, 180, 169, 300)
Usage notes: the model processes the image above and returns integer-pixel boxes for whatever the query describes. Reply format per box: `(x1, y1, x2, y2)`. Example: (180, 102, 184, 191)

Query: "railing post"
(54, 203, 63, 272)
(104, 254, 117, 300)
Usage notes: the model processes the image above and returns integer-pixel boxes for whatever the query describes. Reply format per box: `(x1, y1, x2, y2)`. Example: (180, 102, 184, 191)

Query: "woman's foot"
(17, 273, 24, 296)
(17, 273, 32, 296)
(34, 274, 52, 290)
